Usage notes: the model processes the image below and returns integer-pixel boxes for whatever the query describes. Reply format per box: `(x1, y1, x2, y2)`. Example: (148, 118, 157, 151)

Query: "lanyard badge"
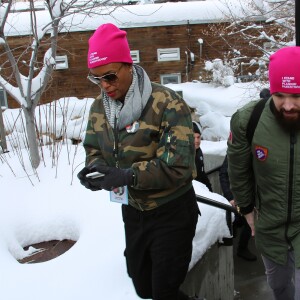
(110, 186, 129, 205)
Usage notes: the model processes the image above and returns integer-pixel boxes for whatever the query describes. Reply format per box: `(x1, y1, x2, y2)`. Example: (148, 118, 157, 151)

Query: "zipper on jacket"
(166, 134, 171, 164)
(113, 115, 119, 168)
(285, 132, 296, 250)
(114, 114, 143, 210)
(113, 112, 137, 168)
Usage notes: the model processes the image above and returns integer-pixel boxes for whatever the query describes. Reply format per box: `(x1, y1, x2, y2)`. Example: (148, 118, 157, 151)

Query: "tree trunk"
(23, 107, 40, 168)
(0, 107, 8, 152)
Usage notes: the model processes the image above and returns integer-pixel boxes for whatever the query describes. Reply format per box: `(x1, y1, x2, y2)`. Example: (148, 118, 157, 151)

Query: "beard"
(271, 101, 300, 131)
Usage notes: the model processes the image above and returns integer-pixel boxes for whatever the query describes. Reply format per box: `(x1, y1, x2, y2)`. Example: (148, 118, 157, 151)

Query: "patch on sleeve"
(228, 131, 233, 144)
(254, 145, 268, 161)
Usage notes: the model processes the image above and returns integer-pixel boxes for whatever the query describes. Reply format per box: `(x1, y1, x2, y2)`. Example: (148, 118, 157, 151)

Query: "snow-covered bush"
(204, 59, 235, 87)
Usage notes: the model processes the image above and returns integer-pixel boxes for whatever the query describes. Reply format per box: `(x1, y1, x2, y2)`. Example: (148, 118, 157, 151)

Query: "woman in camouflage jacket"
(77, 23, 201, 300)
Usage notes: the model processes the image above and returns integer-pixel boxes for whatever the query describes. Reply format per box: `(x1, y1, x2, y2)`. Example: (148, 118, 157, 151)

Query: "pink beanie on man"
(269, 46, 300, 94)
(87, 23, 133, 69)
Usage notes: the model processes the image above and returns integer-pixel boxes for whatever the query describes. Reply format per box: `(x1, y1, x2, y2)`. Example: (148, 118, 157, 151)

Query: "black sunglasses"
(87, 64, 124, 85)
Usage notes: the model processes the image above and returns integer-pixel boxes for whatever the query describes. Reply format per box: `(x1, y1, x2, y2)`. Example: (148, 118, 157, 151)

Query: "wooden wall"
(2, 21, 274, 108)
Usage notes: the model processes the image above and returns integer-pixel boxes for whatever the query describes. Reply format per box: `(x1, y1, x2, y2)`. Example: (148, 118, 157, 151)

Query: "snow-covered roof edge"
(4, 0, 267, 36)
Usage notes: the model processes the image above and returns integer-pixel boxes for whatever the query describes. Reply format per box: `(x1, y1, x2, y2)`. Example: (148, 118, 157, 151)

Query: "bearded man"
(227, 46, 300, 300)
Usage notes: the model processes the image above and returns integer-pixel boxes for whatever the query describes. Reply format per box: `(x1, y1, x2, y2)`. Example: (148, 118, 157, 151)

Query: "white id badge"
(110, 186, 128, 205)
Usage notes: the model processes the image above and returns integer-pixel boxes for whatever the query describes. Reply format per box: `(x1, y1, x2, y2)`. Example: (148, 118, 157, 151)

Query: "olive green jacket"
(227, 99, 300, 267)
(83, 82, 196, 211)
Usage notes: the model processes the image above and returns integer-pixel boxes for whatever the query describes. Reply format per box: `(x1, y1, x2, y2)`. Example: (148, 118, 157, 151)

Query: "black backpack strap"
(246, 98, 268, 144)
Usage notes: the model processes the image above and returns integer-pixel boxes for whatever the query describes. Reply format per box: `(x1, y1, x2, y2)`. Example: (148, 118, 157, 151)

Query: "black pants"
(234, 214, 251, 250)
(122, 187, 199, 300)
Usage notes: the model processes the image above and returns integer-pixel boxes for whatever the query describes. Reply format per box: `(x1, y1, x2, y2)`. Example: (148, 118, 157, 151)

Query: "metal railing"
(196, 194, 237, 246)
(205, 165, 222, 176)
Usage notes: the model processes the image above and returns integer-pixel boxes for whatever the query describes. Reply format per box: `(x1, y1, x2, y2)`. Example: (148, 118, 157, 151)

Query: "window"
(157, 48, 180, 62)
(54, 55, 68, 70)
(0, 88, 7, 108)
(160, 73, 181, 85)
(130, 50, 140, 63)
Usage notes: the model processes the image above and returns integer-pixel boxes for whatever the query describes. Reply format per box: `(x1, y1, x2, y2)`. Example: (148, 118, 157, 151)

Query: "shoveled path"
(233, 230, 273, 300)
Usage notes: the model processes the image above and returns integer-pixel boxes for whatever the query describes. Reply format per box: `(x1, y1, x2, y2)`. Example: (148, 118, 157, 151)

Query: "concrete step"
(233, 231, 273, 300)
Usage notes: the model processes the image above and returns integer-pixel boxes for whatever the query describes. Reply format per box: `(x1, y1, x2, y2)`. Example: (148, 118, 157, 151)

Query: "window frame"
(0, 88, 8, 108)
(130, 50, 140, 63)
(54, 55, 69, 70)
(157, 48, 180, 62)
(160, 73, 182, 85)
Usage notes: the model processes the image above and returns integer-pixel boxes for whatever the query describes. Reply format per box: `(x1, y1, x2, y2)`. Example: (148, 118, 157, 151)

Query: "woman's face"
(89, 63, 133, 101)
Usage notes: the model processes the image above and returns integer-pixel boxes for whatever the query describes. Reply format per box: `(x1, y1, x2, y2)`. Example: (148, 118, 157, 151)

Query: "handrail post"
(222, 210, 233, 246)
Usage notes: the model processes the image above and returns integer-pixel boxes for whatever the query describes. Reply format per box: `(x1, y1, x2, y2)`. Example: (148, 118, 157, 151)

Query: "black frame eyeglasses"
(87, 64, 124, 85)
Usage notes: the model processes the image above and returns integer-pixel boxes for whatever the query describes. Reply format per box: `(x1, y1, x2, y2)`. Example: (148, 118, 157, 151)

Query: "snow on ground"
(0, 81, 261, 300)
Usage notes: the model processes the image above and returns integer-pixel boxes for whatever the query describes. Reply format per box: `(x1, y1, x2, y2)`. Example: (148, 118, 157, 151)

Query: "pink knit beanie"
(87, 23, 133, 69)
(269, 46, 300, 94)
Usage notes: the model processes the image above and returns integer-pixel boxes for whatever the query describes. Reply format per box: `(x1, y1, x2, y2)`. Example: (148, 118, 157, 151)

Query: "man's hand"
(244, 211, 255, 236)
(229, 199, 236, 207)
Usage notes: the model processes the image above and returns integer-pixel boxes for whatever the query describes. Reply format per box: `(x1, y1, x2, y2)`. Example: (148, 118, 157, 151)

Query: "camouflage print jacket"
(83, 82, 196, 211)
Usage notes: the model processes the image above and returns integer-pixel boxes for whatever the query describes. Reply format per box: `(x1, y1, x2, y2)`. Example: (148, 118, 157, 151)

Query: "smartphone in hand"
(86, 172, 105, 179)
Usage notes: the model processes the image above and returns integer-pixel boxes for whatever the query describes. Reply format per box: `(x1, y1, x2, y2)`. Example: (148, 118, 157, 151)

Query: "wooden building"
(1, 1, 275, 108)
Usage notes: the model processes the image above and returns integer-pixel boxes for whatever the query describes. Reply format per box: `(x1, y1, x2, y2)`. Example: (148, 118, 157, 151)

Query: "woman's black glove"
(78, 164, 134, 191)
(89, 165, 134, 191)
(77, 166, 102, 191)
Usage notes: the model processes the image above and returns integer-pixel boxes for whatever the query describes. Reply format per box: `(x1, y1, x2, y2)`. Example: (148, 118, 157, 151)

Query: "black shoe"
(189, 296, 206, 300)
(237, 248, 257, 261)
